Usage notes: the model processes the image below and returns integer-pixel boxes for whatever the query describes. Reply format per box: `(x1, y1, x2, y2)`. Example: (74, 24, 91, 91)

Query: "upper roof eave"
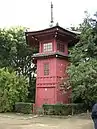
(25, 25, 79, 37)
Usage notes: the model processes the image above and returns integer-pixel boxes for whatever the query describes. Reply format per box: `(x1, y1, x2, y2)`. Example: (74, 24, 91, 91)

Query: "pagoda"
(25, 25, 78, 107)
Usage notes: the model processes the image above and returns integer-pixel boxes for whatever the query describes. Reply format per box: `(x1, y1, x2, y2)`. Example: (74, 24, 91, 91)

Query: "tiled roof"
(32, 51, 68, 58)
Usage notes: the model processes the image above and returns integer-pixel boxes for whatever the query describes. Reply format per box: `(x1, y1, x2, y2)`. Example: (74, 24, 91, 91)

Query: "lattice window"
(43, 43, 52, 52)
(44, 63, 49, 75)
(57, 43, 64, 52)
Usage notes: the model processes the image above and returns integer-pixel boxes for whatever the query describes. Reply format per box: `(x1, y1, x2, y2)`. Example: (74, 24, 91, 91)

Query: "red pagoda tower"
(25, 25, 77, 107)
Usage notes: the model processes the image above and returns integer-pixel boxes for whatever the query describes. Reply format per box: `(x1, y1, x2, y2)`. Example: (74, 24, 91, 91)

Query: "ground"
(0, 113, 94, 129)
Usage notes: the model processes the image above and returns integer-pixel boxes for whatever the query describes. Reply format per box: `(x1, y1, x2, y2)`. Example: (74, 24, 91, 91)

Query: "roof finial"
(50, 2, 54, 27)
(56, 22, 59, 26)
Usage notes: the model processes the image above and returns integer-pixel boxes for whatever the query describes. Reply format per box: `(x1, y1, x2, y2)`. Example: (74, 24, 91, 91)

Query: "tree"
(68, 11, 97, 108)
(68, 60, 97, 105)
(0, 68, 28, 112)
(0, 27, 37, 102)
(0, 27, 36, 75)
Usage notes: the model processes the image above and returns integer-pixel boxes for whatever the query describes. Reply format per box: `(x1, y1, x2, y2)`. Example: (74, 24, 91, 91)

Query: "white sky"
(0, 0, 97, 30)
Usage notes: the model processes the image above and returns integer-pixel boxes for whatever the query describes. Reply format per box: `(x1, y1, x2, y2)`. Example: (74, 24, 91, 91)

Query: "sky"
(0, 0, 97, 31)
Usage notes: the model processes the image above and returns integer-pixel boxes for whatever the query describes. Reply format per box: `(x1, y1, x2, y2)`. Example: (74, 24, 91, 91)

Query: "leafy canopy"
(68, 11, 97, 107)
(0, 26, 37, 103)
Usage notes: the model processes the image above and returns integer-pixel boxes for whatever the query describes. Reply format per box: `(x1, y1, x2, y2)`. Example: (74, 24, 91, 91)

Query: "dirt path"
(0, 113, 94, 129)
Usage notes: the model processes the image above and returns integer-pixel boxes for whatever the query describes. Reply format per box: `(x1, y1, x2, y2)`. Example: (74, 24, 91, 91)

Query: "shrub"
(15, 102, 33, 114)
(0, 68, 29, 112)
(43, 103, 86, 115)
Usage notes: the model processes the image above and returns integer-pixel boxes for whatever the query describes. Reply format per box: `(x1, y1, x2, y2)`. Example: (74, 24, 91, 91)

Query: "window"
(43, 43, 52, 52)
(57, 43, 64, 52)
(44, 63, 49, 75)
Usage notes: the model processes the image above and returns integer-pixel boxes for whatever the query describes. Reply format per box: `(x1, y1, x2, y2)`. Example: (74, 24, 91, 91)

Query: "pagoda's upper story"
(25, 25, 79, 58)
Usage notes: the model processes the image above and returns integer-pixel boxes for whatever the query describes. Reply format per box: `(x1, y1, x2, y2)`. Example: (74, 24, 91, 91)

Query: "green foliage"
(68, 60, 97, 106)
(0, 27, 35, 75)
(0, 26, 37, 103)
(27, 77, 36, 103)
(15, 102, 33, 114)
(43, 103, 85, 115)
(68, 11, 97, 108)
(0, 68, 28, 112)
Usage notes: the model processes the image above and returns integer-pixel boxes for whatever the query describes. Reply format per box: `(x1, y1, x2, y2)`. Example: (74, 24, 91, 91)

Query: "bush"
(0, 68, 29, 112)
(15, 102, 33, 114)
(43, 103, 86, 115)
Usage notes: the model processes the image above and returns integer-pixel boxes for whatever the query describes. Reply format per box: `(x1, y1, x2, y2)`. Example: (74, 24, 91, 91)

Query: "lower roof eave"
(32, 52, 69, 60)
